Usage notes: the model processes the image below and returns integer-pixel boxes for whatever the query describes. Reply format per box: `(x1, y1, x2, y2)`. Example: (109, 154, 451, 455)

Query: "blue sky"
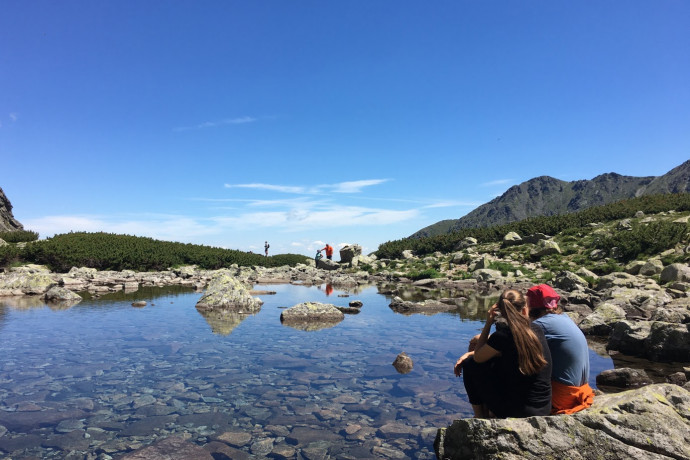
(1, 1, 688, 256)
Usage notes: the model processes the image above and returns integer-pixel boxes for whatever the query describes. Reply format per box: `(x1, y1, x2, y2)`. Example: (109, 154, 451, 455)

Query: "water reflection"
(0, 295, 46, 310)
(196, 308, 256, 335)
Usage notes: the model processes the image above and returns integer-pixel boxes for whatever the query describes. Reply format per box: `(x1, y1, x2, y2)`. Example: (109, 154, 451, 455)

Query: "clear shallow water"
(0, 284, 614, 459)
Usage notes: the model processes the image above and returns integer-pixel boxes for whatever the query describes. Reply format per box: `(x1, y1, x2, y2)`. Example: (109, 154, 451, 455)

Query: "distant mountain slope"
(0, 187, 24, 232)
(411, 159, 689, 238)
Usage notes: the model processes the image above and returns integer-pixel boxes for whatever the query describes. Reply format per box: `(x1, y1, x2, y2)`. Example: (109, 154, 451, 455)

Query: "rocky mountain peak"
(0, 187, 24, 232)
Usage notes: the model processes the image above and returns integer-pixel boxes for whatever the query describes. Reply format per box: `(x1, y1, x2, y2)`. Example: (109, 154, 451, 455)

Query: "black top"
(485, 322, 553, 417)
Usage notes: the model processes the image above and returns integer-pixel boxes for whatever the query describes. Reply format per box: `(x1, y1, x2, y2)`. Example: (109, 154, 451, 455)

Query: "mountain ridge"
(411, 159, 690, 239)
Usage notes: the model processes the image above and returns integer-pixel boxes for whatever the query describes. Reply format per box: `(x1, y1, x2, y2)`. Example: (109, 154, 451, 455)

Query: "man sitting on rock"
(527, 284, 595, 414)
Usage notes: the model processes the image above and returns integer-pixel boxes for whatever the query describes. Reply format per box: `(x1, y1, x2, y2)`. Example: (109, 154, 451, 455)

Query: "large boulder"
(501, 232, 522, 247)
(469, 256, 491, 271)
(456, 237, 477, 249)
(471, 269, 502, 282)
(596, 367, 653, 389)
(578, 303, 626, 335)
(339, 244, 362, 264)
(280, 302, 344, 331)
(597, 272, 639, 290)
(434, 384, 690, 460)
(660, 263, 690, 284)
(554, 271, 588, 291)
(43, 287, 82, 303)
(316, 258, 340, 270)
(195, 271, 263, 313)
(608, 320, 690, 362)
(530, 239, 561, 258)
(0, 271, 56, 295)
(639, 259, 664, 276)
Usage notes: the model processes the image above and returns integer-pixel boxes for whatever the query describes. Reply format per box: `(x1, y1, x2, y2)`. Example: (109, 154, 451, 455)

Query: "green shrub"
(408, 268, 442, 280)
(594, 221, 688, 263)
(20, 232, 309, 273)
(488, 261, 519, 276)
(0, 230, 39, 243)
(0, 245, 21, 268)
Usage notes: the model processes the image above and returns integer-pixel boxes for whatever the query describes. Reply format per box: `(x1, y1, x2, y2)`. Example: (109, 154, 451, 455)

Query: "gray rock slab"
(435, 384, 690, 460)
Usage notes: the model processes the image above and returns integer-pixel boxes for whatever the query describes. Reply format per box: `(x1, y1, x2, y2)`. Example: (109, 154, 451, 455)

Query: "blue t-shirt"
(532, 313, 590, 387)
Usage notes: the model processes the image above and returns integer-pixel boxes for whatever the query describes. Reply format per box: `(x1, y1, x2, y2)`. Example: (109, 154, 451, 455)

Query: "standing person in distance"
(526, 284, 595, 414)
(320, 243, 334, 260)
(454, 289, 552, 418)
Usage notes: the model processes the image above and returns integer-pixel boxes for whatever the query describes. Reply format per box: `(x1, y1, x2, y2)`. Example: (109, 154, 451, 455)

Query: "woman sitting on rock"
(526, 284, 595, 414)
(454, 289, 552, 418)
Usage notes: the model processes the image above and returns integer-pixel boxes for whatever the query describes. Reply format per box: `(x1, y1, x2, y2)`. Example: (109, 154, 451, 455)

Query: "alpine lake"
(0, 282, 632, 459)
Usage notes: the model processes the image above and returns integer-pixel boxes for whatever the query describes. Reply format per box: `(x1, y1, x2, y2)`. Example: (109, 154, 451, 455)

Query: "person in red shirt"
(320, 244, 334, 260)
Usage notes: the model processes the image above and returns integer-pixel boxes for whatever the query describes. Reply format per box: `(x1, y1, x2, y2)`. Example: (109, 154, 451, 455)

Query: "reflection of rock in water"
(455, 294, 500, 321)
(281, 320, 342, 332)
(197, 308, 254, 336)
(0, 296, 47, 310)
(46, 300, 81, 311)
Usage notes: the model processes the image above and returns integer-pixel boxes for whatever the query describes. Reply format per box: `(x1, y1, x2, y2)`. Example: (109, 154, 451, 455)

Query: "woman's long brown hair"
(497, 289, 547, 375)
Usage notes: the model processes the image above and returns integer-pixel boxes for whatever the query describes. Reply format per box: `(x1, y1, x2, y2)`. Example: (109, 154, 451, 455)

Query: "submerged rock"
(120, 436, 213, 459)
(43, 286, 82, 303)
(435, 384, 690, 460)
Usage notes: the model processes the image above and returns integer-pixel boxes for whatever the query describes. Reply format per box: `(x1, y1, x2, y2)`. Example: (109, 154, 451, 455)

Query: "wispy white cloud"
(224, 183, 307, 194)
(329, 179, 389, 193)
(481, 179, 514, 187)
(9, 113, 17, 122)
(423, 201, 480, 209)
(174, 116, 257, 132)
(224, 179, 389, 195)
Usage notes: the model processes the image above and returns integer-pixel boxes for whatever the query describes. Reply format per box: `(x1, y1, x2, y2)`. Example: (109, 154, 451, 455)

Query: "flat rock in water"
(435, 383, 690, 460)
(389, 296, 455, 316)
(280, 302, 344, 331)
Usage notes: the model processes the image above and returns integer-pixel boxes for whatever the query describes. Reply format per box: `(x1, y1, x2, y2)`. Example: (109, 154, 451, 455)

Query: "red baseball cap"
(526, 284, 560, 310)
